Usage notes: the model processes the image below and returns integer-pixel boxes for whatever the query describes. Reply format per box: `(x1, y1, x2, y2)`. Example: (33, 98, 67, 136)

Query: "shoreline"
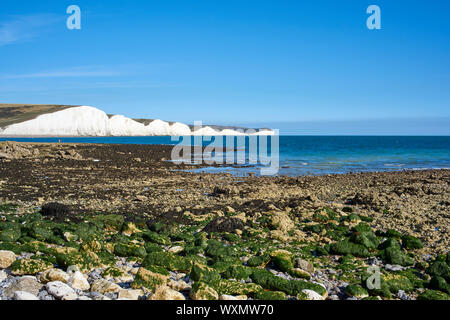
(0, 141, 449, 301)
(2, 139, 449, 177)
(1, 141, 448, 253)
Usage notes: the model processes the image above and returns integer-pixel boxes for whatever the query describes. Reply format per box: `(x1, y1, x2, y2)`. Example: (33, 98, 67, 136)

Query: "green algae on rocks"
(131, 266, 169, 291)
(142, 251, 192, 272)
(250, 268, 326, 297)
(10, 258, 53, 275)
(255, 290, 287, 300)
(345, 284, 369, 298)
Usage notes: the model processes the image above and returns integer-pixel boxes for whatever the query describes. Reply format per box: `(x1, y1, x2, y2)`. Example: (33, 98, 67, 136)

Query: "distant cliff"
(0, 104, 273, 137)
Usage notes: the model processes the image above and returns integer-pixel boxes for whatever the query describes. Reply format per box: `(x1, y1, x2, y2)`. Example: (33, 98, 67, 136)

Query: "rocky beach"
(0, 141, 449, 301)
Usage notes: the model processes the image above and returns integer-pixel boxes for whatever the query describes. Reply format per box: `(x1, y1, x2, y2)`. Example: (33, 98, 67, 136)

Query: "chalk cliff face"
(0, 105, 273, 137)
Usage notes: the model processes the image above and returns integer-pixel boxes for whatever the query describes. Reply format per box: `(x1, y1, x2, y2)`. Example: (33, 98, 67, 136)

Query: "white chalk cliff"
(0, 105, 273, 137)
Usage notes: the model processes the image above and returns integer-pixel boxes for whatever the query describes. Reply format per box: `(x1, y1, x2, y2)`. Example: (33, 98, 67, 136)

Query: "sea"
(2, 136, 449, 176)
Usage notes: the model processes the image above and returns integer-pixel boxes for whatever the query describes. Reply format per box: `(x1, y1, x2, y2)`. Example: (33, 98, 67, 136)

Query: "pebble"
(168, 246, 184, 254)
(14, 291, 39, 300)
(219, 294, 240, 300)
(367, 257, 383, 266)
(66, 265, 81, 275)
(168, 279, 191, 291)
(130, 267, 139, 275)
(148, 285, 186, 300)
(88, 270, 103, 282)
(37, 290, 55, 301)
(302, 289, 324, 300)
(0, 250, 16, 269)
(0, 270, 7, 282)
(39, 269, 70, 284)
(174, 273, 187, 280)
(90, 279, 121, 294)
(294, 258, 314, 273)
(398, 290, 410, 300)
(105, 292, 119, 300)
(68, 271, 90, 291)
(89, 292, 111, 300)
(385, 264, 405, 272)
(135, 195, 147, 201)
(118, 289, 143, 300)
(46, 281, 78, 300)
(4, 276, 42, 298)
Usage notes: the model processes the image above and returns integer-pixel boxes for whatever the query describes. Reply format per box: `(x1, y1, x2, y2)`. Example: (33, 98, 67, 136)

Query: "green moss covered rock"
(102, 266, 125, 278)
(210, 258, 242, 273)
(214, 279, 262, 296)
(250, 269, 326, 297)
(80, 239, 102, 253)
(383, 247, 414, 266)
(0, 241, 22, 254)
(330, 239, 371, 258)
(56, 250, 103, 272)
(384, 273, 414, 293)
(142, 231, 169, 245)
(205, 240, 238, 260)
(427, 261, 450, 280)
(379, 238, 401, 250)
(131, 266, 169, 290)
(270, 251, 293, 273)
(361, 271, 392, 298)
(223, 265, 253, 280)
(352, 223, 373, 234)
(343, 213, 360, 222)
(144, 242, 163, 253)
(0, 223, 21, 242)
(401, 235, 423, 250)
(247, 254, 270, 267)
(351, 232, 379, 250)
(289, 268, 311, 280)
(255, 290, 287, 300)
(92, 214, 124, 231)
(194, 232, 208, 248)
(121, 222, 142, 236)
(417, 289, 449, 300)
(190, 282, 219, 300)
(71, 227, 99, 242)
(190, 263, 221, 283)
(396, 269, 425, 289)
(429, 276, 450, 294)
(345, 284, 369, 298)
(142, 251, 191, 272)
(384, 229, 402, 239)
(114, 243, 147, 258)
(223, 232, 240, 242)
(10, 258, 53, 275)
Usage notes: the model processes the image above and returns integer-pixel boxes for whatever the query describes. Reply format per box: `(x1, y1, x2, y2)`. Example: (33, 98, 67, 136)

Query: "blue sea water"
(2, 136, 449, 176)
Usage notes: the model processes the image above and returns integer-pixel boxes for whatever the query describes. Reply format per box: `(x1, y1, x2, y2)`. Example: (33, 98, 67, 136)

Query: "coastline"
(0, 141, 449, 300)
(1, 141, 448, 253)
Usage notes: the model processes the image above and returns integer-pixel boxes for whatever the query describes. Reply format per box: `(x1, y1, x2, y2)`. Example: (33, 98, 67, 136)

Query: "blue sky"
(0, 0, 449, 134)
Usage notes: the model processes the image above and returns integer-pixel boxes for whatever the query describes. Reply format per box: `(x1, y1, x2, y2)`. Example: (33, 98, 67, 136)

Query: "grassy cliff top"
(0, 104, 272, 132)
(0, 104, 78, 128)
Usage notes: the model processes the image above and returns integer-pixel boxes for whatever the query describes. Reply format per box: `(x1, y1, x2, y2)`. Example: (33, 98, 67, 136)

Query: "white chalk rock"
(301, 289, 325, 300)
(68, 271, 90, 291)
(14, 291, 39, 300)
(46, 281, 78, 300)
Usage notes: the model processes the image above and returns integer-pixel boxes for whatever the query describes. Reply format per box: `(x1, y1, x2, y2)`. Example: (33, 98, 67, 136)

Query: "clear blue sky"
(0, 0, 449, 134)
